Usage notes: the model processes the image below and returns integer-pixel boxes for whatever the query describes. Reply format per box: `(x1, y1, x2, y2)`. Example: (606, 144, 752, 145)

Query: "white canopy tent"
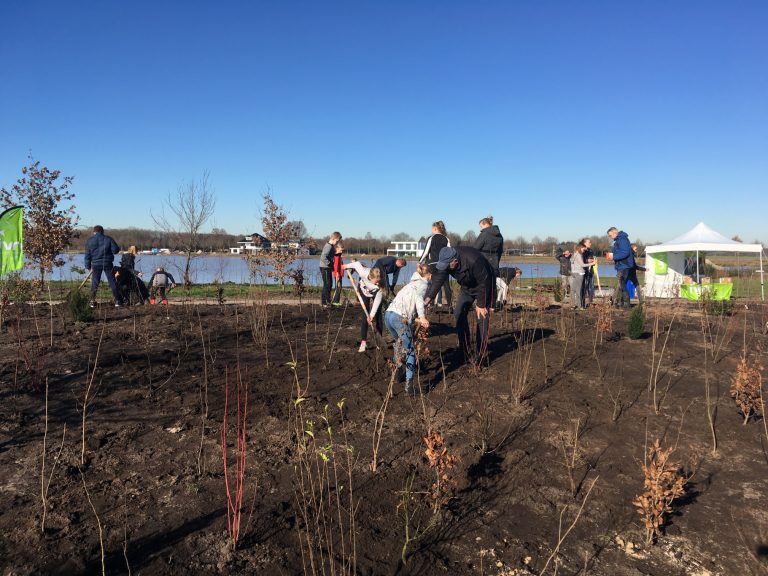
(644, 222, 764, 300)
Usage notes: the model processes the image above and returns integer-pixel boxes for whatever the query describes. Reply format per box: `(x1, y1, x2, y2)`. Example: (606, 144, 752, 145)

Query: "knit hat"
(435, 247, 457, 271)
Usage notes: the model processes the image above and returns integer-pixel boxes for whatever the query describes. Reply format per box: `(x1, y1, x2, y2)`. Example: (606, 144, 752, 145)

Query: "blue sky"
(1, 1, 766, 245)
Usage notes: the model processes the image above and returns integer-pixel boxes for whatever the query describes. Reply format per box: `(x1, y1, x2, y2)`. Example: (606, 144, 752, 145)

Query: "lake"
(32, 254, 618, 286)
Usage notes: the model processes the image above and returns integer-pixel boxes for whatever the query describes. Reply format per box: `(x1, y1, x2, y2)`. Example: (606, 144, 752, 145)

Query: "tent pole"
(696, 250, 700, 284)
(761, 250, 764, 301)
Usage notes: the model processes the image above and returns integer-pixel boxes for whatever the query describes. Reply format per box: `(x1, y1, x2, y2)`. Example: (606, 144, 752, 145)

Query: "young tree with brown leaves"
(259, 191, 298, 287)
(0, 158, 79, 283)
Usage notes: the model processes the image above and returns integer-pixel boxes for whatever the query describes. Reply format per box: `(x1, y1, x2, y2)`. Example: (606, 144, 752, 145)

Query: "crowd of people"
(85, 220, 641, 395)
(325, 221, 643, 395)
(84, 225, 176, 307)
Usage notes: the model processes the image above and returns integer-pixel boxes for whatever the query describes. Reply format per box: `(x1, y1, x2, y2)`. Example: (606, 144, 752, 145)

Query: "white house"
(387, 240, 425, 257)
(229, 233, 271, 255)
(230, 233, 304, 255)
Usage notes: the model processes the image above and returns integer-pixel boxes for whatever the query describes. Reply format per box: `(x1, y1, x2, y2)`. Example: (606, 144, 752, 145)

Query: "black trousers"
(321, 267, 333, 305)
(360, 294, 383, 341)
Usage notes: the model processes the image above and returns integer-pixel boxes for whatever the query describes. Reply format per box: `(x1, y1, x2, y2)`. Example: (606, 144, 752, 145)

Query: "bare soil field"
(1, 297, 768, 575)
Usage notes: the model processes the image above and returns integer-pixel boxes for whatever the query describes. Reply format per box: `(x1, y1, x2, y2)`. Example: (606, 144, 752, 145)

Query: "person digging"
(148, 267, 177, 305)
(424, 246, 495, 367)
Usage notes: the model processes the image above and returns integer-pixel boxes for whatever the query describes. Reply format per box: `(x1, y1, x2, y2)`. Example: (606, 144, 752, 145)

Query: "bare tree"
(152, 172, 216, 286)
(1, 157, 79, 283)
(462, 229, 477, 244)
(288, 220, 308, 240)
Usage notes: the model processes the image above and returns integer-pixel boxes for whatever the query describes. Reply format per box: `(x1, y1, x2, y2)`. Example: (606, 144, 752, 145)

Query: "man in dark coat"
(373, 255, 406, 294)
(607, 227, 635, 308)
(424, 246, 495, 364)
(473, 216, 504, 274)
(84, 225, 123, 307)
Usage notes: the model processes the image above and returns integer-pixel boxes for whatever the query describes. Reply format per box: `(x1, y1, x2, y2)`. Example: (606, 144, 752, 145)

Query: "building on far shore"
(386, 240, 425, 257)
(230, 233, 306, 255)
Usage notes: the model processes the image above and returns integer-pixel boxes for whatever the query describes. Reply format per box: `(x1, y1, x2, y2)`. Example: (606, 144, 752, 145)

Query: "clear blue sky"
(1, 1, 766, 245)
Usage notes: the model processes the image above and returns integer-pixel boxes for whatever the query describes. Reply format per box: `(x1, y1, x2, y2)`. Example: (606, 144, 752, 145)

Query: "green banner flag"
(0, 206, 24, 276)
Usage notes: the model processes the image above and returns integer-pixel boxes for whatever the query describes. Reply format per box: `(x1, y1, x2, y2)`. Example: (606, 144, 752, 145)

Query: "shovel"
(346, 269, 384, 349)
(78, 269, 93, 290)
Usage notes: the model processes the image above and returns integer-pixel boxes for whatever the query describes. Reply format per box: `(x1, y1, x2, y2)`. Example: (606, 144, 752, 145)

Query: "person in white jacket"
(344, 261, 384, 352)
(384, 264, 432, 392)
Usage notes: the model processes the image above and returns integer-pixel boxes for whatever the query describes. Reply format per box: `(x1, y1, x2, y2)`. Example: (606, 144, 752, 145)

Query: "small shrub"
(705, 298, 734, 317)
(628, 304, 645, 339)
(730, 355, 763, 424)
(553, 277, 563, 303)
(633, 439, 686, 544)
(66, 289, 94, 323)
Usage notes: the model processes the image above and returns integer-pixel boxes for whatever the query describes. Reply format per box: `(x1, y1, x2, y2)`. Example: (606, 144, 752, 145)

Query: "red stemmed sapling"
(221, 364, 257, 549)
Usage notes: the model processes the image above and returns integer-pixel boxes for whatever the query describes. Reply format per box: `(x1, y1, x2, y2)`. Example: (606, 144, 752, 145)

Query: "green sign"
(0, 206, 24, 276)
(654, 252, 668, 275)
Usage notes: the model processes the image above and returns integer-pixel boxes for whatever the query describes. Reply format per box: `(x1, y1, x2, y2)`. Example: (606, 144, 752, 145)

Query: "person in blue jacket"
(84, 225, 123, 307)
(607, 226, 635, 308)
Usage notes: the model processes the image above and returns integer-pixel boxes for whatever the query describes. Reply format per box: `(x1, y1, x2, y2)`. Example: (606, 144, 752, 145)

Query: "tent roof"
(645, 222, 762, 254)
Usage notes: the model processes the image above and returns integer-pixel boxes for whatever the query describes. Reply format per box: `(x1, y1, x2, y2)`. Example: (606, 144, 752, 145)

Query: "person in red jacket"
(331, 242, 345, 306)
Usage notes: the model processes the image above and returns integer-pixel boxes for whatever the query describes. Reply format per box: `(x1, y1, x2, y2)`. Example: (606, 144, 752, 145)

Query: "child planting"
(344, 261, 384, 352)
(148, 267, 176, 305)
(384, 263, 431, 393)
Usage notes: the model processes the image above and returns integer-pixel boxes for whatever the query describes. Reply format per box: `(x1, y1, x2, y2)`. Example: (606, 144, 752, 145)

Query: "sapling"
(627, 304, 645, 339)
(538, 475, 599, 576)
(81, 323, 106, 465)
(633, 439, 686, 545)
(731, 354, 763, 424)
(40, 379, 67, 533)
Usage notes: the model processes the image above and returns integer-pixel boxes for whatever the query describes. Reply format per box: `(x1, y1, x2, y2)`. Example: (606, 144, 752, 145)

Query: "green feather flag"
(0, 206, 24, 276)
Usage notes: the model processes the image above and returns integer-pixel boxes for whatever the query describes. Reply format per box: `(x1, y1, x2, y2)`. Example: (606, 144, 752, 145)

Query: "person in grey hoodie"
(473, 216, 504, 275)
(319, 231, 342, 307)
(384, 263, 431, 393)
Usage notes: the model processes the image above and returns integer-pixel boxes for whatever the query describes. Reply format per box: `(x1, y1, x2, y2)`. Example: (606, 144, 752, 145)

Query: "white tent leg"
(696, 250, 700, 283)
(761, 251, 764, 301)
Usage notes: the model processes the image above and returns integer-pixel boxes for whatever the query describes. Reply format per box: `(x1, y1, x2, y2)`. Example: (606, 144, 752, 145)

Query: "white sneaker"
(358, 341, 367, 353)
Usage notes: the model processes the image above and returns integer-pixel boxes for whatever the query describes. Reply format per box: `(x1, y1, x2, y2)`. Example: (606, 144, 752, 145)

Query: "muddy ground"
(1, 296, 768, 576)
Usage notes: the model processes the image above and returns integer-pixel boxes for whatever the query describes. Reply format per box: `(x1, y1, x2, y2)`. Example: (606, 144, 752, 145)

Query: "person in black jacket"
(424, 246, 495, 364)
(419, 220, 452, 310)
(373, 255, 406, 294)
(84, 225, 123, 307)
(473, 216, 504, 275)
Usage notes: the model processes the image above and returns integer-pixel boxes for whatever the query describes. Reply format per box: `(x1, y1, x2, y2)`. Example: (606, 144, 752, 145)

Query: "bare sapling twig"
(41, 378, 67, 533)
(326, 301, 349, 367)
(509, 308, 540, 404)
(79, 469, 106, 576)
(197, 308, 209, 476)
(551, 417, 585, 498)
(538, 475, 599, 575)
(700, 310, 718, 454)
(371, 369, 396, 472)
(82, 323, 106, 465)
(648, 306, 678, 415)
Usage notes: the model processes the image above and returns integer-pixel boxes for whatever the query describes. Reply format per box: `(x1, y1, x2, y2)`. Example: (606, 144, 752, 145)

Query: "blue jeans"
(385, 311, 415, 381)
(91, 264, 122, 303)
